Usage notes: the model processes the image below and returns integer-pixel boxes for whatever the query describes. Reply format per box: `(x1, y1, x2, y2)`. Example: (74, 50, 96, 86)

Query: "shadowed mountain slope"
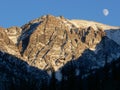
(0, 15, 120, 90)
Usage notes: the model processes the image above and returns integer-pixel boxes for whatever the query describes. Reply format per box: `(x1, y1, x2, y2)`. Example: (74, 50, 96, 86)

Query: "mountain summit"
(1, 15, 120, 90)
(1, 14, 120, 71)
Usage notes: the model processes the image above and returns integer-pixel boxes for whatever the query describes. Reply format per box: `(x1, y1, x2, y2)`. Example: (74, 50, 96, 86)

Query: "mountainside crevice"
(1, 15, 120, 90)
(0, 14, 120, 74)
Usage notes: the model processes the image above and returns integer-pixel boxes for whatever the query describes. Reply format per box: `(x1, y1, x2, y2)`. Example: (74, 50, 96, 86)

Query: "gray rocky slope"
(0, 15, 120, 89)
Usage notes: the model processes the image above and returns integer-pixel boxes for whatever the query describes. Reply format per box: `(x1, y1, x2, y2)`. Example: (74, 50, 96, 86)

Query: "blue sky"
(0, 0, 120, 28)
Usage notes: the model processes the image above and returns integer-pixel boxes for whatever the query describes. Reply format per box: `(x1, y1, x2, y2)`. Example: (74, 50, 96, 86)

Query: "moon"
(103, 9, 109, 16)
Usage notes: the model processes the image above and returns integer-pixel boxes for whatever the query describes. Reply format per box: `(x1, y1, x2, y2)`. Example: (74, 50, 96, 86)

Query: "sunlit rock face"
(5, 26, 22, 44)
(17, 15, 107, 71)
(1, 15, 120, 89)
(1, 15, 120, 72)
(0, 27, 20, 56)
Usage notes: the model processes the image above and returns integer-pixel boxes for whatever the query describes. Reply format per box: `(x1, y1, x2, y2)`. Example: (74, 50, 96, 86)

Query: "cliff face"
(17, 15, 106, 71)
(0, 15, 120, 89)
(1, 15, 120, 71)
(0, 27, 20, 56)
(5, 26, 22, 44)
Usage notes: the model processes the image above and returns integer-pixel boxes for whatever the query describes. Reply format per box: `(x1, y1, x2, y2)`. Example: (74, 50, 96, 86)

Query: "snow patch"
(26, 65, 30, 72)
(47, 70, 52, 77)
(105, 29, 120, 45)
(55, 70, 62, 81)
(69, 20, 119, 30)
(62, 19, 73, 29)
(18, 22, 41, 43)
(97, 61, 105, 67)
(75, 69, 80, 76)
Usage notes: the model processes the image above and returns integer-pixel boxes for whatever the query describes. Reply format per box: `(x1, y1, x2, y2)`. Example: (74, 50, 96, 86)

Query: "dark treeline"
(49, 57, 120, 90)
(1, 51, 120, 90)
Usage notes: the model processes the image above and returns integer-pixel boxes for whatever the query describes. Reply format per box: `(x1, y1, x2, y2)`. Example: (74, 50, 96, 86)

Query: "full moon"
(103, 9, 109, 16)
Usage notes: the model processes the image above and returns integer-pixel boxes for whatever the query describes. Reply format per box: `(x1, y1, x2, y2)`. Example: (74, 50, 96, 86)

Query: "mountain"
(0, 14, 120, 90)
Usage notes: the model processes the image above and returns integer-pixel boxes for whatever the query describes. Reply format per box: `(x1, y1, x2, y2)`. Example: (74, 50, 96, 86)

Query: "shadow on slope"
(51, 36, 120, 90)
(17, 22, 42, 55)
(57, 54, 120, 90)
(1, 29, 120, 90)
(105, 28, 120, 46)
(0, 51, 50, 90)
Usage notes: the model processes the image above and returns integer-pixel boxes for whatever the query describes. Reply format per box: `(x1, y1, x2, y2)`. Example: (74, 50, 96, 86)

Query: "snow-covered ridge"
(1, 14, 120, 84)
(105, 29, 120, 45)
(69, 19, 120, 30)
(68, 19, 120, 46)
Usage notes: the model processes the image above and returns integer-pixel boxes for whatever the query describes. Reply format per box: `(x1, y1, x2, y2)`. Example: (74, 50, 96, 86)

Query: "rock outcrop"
(17, 15, 119, 71)
(5, 26, 22, 44)
(0, 14, 120, 90)
(17, 15, 107, 71)
(1, 15, 120, 72)
(0, 27, 20, 56)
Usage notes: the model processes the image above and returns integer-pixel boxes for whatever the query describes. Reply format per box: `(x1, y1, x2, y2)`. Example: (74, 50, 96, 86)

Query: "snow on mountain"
(69, 19, 119, 30)
(0, 15, 120, 89)
(69, 19, 120, 46)
(105, 29, 120, 45)
(5, 26, 22, 44)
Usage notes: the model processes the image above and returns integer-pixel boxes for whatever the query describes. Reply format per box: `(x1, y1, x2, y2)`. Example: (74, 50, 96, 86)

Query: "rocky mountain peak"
(0, 15, 120, 72)
(5, 26, 22, 44)
(14, 15, 112, 71)
(0, 27, 20, 56)
(1, 15, 120, 90)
